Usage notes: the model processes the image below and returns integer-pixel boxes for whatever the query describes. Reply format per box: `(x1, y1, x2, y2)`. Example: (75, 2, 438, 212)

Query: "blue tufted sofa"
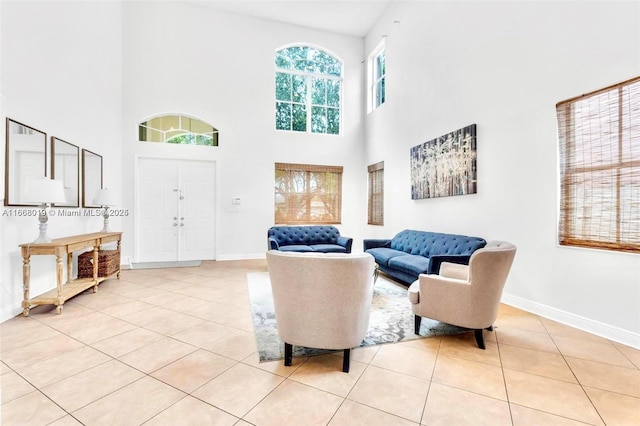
(268, 226, 353, 253)
(364, 229, 486, 285)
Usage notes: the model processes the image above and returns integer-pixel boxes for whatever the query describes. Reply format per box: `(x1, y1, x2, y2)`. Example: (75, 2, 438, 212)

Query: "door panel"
(137, 158, 215, 263)
(179, 161, 216, 261)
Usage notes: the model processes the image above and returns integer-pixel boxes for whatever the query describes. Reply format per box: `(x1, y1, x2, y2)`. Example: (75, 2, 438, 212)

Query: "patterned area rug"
(247, 272, 470, 362)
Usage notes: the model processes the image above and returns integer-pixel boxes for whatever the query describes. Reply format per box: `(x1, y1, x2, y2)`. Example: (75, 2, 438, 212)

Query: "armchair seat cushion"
(408, 280, 420, 304)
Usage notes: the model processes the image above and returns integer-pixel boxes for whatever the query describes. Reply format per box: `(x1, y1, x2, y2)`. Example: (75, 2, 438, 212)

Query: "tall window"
(139, 114, 218, 146)
(275, 45, 343, 135)
(274, 163, 343, 224)
(556, 76, 640, 253)
(368, 161, 384, 225)
(368, 40, 385, 112)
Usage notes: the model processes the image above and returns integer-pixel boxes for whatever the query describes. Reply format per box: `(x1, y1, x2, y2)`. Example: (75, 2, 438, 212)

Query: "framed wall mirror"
(51, 137, 79, 207)
(81, 149, 103, 208)
(4, 118, 47, 206)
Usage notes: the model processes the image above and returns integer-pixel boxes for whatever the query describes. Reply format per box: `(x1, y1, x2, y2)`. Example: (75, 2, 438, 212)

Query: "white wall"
(364, 1, 640, 346)
(0, 1, 122, 321)
(120, 2, 367, 262)
(1, 1, 638, 349)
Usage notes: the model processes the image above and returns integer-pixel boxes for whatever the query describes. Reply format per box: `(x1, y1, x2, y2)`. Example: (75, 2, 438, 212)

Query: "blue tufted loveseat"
(268, 226, 353, 253)
(364, 229, 486, 285)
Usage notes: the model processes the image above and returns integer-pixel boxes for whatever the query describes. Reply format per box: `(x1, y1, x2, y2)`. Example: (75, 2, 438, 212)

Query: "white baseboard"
(1, 306, 22, 323)
(501, 292, 640, 349)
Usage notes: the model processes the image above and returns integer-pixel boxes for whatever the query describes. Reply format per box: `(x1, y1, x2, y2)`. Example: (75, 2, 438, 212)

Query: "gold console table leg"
(21, 250, 30, 317)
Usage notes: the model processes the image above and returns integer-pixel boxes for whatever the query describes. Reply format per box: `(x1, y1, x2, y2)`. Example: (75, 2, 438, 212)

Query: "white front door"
(137, 158, 216, 262)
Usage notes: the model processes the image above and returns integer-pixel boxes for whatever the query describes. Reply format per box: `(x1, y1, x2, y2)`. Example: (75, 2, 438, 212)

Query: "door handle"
(173, 223, 178, 226)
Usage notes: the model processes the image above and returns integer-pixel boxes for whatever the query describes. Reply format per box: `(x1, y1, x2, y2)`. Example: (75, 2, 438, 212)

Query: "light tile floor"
(1, 259, 639, 425)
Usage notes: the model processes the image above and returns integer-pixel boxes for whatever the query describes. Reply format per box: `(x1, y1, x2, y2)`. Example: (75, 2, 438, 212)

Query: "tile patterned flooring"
(1, 259, 639, 425)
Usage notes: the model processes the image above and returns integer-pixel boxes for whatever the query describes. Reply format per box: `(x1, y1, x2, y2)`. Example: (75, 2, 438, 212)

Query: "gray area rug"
(247, 272, 470, 362)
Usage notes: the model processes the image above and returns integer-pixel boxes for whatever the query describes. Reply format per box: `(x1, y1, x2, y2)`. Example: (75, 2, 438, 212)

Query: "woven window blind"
(556, 76, 640, 253)
(274, 162, 343, 224)
(368, 161, 384, 225)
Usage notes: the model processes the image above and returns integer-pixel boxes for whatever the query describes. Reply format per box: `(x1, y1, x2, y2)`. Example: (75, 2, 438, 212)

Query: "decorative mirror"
(51, 137, 79, 207)
(4, 118, 47, 206)
(81, 149, 103, 208)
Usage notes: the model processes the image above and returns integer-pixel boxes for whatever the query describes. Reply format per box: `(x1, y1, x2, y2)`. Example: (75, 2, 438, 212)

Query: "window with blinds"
(368, 161, 384, 225)
(274, 163, 343, 224)
(556, 76, 640, 253)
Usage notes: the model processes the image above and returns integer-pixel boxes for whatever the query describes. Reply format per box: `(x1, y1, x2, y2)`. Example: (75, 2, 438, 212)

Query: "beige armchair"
(408, 241, 517, 349)
(266, 250, 376, 372)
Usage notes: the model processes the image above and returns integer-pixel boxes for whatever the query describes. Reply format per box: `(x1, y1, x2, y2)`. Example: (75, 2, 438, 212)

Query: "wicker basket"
(78, 250, 120, 278)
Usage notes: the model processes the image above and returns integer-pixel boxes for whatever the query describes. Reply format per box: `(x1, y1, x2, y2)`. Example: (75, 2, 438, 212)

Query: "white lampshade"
(24, 177, 66, 204)
(94, 188, 118, 206)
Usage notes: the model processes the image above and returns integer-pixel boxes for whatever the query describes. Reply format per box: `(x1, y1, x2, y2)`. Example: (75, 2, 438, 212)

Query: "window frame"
(556, 75, 640, 253)
(368, 161, 384, 225)
(274, 162, 343, 225)
(368, 40, 386, 112)
(275, 44, 343, 135)
(138, 114, 219, 146)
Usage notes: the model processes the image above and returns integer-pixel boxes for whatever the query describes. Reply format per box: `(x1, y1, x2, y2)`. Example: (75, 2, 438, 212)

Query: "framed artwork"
(81, 149, 103, 208)
(410, 124, 477, 200)
(51, 137, 79, 207)
(4, 118, 47, 206)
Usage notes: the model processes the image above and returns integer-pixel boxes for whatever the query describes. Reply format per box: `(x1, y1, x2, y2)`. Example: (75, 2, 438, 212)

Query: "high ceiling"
(196, 0, 393, 37)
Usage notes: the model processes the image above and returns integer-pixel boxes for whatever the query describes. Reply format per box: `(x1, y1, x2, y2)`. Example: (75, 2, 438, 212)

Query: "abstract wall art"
(410, 124, 477, 200)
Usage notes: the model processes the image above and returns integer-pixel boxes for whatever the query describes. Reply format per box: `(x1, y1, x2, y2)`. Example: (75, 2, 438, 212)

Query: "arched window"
(139, 114, 219, 146)
(275, 45, 343, 135)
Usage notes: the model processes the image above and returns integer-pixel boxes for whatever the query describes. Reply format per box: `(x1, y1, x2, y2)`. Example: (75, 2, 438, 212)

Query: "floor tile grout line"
(536, 315, 608, 425)
(495, 324, 516, 426)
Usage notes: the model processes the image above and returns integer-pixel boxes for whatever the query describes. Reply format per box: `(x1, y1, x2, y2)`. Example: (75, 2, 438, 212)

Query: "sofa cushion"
(279, 245, 314, 252)
(311, 244, 348, 253)
(388, 254, 431, 276)
(365, 247, 407, 267)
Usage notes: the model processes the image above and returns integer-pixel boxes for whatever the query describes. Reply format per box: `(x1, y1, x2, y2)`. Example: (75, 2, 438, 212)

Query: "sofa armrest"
(428, 254, 471, 275)
(337, 236, 353, 253)
(268, 237, 280, 250)
(363, 239, 391, 251)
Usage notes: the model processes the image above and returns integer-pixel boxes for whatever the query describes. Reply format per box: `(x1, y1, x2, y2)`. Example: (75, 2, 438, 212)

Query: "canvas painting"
(410, 124, 477, 199)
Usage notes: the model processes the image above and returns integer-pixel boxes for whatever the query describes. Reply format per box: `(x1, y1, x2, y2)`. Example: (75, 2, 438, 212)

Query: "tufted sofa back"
(268, 226, 342, 246)
(390, 229, 486, 257)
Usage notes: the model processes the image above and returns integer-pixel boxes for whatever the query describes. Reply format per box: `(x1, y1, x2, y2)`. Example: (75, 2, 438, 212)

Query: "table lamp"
(23, 177, 66, 243)
(93, 188, 118, 232)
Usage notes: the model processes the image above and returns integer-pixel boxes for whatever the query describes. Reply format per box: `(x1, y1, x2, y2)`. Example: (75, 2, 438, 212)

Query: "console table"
(20, 232, 122, 316)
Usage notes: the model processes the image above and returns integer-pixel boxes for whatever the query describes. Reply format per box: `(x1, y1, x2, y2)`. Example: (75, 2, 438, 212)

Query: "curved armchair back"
(466, 241, 517, 326)
(266, 250, 375, 351)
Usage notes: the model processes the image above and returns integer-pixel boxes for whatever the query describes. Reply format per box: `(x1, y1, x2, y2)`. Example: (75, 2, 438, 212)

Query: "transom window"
(274, 162, 343, 224)
(139, 114, 218, 146)
(275, 45, 343, 135)
(556, 76, 640, 253)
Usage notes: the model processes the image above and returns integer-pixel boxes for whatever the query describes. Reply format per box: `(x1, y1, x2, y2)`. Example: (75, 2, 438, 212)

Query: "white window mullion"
(306, 77, 313, 133)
